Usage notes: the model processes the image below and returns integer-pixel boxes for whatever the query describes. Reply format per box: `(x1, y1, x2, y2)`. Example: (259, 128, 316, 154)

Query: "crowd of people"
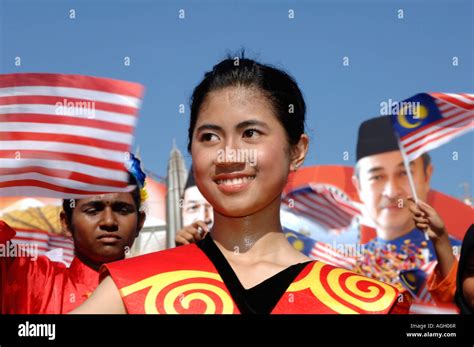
(1, 55, 472, 314)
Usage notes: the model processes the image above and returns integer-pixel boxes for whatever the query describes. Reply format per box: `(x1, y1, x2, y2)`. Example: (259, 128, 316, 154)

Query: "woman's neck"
(210, 195, 308, 265)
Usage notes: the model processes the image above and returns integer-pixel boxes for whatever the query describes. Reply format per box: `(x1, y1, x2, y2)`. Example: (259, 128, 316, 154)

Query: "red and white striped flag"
(11, 228, 75, 266)
(0, 73, 144, 198)
(391, 92, 473, 161)
(310, 241, 356, 269)
(415, 260, 437, 304)
(282, 184, 361, 232)
(283, 229, 356, 269)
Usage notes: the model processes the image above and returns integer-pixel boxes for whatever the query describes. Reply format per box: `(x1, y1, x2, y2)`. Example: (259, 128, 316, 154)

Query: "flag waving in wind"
(390, 92, 473, 161)
(0, 73, 144, 198)
(282, 183, 361, 233)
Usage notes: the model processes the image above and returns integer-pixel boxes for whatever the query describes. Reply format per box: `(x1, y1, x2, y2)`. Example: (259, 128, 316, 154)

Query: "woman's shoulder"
(99, 243, 214, 289)
(288, 260, 406, 314)
(105, 243, 203, 272)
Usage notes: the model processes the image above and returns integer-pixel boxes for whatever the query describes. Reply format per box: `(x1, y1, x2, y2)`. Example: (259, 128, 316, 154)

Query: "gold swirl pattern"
(120, 270, 236, 314)
(287, 262, 397, 314)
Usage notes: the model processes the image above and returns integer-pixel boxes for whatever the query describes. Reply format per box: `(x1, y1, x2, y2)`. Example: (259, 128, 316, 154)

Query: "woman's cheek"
(255, 143, 280, 168)
(255, 150, 290, 195)
(192, 148, 214, 176)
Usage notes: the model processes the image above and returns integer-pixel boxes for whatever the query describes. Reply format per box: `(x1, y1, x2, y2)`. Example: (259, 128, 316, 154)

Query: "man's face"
(182, 186, 213, 227)
(353, 150, 432, 237)
(61, 193, 145, 265)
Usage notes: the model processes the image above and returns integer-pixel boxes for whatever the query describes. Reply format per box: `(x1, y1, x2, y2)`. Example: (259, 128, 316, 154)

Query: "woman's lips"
(214, 175, 255, 194)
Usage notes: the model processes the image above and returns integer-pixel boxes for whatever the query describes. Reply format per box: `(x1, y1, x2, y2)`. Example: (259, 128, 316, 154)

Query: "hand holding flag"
(407, 197, 447, 240)
(407, 197, 457, 279)
(390, 92, 473, 240)
(390, 92, 473, 162)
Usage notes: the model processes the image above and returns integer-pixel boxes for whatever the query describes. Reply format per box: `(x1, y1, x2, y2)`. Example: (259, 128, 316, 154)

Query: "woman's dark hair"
(62, 174, 141, 226)
(188, 53, 306, 152)
(455, 224, 474, 314)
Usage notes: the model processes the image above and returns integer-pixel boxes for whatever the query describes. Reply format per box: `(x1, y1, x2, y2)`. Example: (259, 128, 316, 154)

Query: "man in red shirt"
(0, 163, 146, 313)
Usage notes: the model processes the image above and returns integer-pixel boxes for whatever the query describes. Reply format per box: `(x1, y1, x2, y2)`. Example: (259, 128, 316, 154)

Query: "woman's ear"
(59, 211, 73, 238)
(290, 134, 309, 171)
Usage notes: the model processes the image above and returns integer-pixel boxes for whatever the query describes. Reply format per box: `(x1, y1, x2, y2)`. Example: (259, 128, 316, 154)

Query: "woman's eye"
(243, 128, 261, 138)
(200, 133, 219, 142)
(84, 209, 98, 215)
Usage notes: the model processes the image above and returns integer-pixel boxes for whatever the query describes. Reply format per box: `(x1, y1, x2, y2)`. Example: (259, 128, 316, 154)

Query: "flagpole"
(396, 136, 430, 242)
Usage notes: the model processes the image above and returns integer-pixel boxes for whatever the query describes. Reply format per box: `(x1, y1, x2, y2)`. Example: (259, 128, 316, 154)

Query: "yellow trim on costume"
(288, 262, 397, 314)
(120, 270, 235, 314)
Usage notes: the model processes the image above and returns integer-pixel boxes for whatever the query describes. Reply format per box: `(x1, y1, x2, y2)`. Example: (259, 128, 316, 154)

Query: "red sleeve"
(1, 220, 16, 312)
(0, 220, 19, 277)
(0, 220, 62, 314)
(0, 220, 16, 244)
(427, 259, 458, 304)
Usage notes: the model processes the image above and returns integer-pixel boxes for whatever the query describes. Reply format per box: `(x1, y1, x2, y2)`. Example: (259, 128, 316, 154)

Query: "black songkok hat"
(356, 116, 400, 162)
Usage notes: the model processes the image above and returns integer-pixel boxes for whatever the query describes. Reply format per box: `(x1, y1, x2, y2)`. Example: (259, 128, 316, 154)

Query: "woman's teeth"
(216, 176, 255, 186)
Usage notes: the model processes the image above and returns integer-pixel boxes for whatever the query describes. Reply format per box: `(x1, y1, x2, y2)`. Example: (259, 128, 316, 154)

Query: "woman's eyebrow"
(236, 119, 269, 130)
(196, 120, 269, 133)
(196, 124, 223, 132)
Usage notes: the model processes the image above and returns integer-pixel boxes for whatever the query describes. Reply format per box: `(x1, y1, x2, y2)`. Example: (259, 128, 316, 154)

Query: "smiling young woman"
(71, 54, 409, 314)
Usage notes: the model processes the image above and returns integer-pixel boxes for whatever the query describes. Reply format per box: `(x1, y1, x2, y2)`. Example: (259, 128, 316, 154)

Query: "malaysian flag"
(0, 73, 144, 198)
(282, 183, 361, 232)
(400, 260, 461, 314)
(399, 268, 433, 304)
(310, 240, 356, 269)
(390, 93, 473, 161)
(283, 229, 356, 269)
(416, 260, 437, 304)
(11, 228, 74, 266)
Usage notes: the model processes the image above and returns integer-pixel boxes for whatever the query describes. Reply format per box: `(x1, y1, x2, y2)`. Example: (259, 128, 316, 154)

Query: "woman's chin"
(214, 203, 258, 218)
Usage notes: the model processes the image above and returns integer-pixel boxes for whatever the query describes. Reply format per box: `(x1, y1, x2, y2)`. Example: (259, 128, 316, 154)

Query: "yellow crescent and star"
(285, 232, 305, 251)
(397, 103, 429, 128)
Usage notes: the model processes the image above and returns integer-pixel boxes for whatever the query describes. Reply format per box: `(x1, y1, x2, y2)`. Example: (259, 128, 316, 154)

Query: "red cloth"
(103, 243, 409, 314)
(0, 221, 15, 243)
(0, 220, 99, 314)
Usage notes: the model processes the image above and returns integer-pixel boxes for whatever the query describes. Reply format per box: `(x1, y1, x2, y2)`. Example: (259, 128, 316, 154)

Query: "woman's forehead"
(203, 86, 271, 110)
(197, 88, 277, 126)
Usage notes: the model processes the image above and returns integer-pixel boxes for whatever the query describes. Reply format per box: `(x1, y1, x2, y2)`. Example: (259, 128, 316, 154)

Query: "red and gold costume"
(103, 241, 409, 314)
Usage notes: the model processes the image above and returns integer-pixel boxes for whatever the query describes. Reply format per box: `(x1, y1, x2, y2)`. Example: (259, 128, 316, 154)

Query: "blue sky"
(1, 0, 472, 199)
